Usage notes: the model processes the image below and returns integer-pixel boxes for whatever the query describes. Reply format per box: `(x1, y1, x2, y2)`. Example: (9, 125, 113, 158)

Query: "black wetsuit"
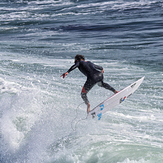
(67, 61, 116, 105)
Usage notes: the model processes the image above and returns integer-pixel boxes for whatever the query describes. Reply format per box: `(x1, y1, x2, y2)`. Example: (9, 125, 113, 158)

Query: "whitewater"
(0, 0, 163, 163)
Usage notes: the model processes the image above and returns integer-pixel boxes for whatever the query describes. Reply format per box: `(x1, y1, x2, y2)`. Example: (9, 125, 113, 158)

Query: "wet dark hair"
(74, 54, 85, 63)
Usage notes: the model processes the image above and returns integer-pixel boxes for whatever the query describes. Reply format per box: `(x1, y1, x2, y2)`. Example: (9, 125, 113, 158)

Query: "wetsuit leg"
(81, 79, 95, 105)
(97, 81, 116, 93)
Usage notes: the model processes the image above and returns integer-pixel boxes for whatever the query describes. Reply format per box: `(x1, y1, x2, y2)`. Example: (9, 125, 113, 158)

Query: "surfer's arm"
(67, 63, 78, 73)
(60, 62, 79, 78)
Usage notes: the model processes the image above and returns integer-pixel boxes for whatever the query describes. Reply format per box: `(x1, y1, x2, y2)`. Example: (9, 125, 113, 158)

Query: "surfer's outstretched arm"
(60, 62, 79, 78)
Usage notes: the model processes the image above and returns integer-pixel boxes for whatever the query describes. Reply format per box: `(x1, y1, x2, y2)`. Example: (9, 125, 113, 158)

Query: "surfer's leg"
(81, 87, 91, 113)
(98, 81, 118, 93)
(81, 79, 95, 113)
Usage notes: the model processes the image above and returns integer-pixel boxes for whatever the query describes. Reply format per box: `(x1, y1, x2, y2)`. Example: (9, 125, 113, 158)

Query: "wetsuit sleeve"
(67, 62, 79, 73)
(93, 63, 103, 71)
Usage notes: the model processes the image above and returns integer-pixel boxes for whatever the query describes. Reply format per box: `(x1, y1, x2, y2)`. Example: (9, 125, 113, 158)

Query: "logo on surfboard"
(100, 104, 104, 110)
(97, 113, 102, 120)
(97, 104, 105, 120)
(131, 83, 136, 88)
(120, 96, 126, 103)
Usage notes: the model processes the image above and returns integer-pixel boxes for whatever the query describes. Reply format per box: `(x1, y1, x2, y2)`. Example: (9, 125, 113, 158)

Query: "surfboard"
(88, 76, 145, 120)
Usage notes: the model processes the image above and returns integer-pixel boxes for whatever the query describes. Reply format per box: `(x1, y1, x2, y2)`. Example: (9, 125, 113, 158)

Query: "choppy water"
(0, 0, 163, 163)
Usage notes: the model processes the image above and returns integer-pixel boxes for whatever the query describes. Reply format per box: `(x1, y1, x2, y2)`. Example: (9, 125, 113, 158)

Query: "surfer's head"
(74, 54, 85, 63)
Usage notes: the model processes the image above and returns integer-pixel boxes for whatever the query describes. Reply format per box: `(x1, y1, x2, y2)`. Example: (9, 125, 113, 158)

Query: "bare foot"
(114, 90, 118, 94)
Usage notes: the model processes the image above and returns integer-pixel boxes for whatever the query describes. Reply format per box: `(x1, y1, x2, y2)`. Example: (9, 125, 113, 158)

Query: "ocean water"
(0, 0, 163, 162)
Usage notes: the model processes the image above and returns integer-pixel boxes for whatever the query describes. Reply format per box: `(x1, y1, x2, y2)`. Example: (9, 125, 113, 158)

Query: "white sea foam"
(0, 0, 163, 162)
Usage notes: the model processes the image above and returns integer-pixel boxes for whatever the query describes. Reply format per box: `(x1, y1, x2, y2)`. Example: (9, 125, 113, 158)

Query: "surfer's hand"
(60, 72, 68, 78)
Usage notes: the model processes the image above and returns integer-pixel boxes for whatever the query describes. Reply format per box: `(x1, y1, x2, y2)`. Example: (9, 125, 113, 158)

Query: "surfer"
(60, 54, 118, 114)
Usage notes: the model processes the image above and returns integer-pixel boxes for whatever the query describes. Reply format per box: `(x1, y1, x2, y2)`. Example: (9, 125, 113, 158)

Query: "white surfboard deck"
(88, 76, 145, 120)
